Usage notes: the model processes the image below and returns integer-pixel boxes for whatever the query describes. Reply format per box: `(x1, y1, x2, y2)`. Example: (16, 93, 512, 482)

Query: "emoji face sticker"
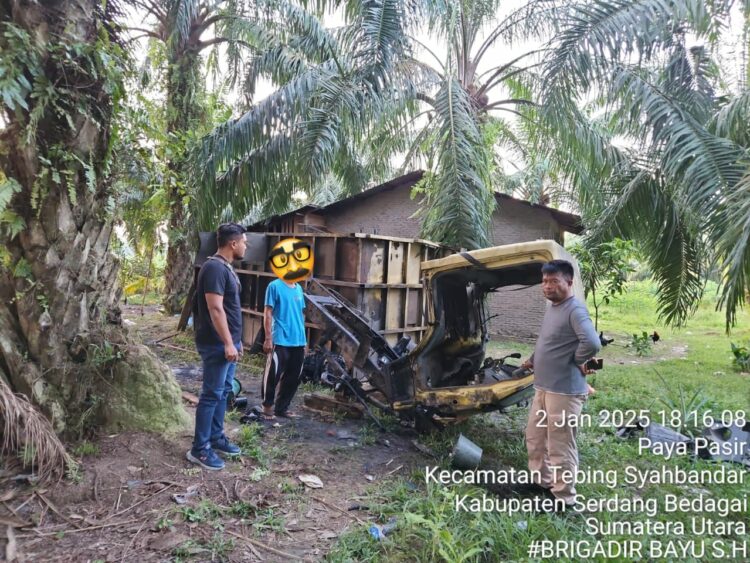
(269, 238, 314, 282)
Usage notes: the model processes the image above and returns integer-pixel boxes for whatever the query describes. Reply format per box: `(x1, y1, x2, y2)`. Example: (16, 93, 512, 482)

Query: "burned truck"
(186, 234, 581, 429)
(303, 240, 584, 430)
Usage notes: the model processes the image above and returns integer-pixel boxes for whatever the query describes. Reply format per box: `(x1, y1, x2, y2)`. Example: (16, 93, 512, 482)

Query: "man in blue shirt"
(187, 223, 246, 470)
(261, 272, 307, 419)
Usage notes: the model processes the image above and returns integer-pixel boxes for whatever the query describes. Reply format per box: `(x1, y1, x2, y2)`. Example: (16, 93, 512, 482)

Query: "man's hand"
(263, 337, 273, 355)
(521, 359, 533, 370)
(225, 343, 239, 362)
(578, 363, 594, 376)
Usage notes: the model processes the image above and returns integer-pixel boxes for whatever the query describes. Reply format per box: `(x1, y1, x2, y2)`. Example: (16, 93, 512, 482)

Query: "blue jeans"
(192, 342, 238, 451)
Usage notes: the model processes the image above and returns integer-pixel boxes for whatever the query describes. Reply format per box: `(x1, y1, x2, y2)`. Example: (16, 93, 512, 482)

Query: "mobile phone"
(585, 358, 604, 371)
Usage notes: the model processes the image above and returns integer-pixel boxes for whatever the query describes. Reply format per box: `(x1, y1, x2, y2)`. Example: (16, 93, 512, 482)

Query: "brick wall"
(318, 189, 564, 342)
(322, 187, 423, 239)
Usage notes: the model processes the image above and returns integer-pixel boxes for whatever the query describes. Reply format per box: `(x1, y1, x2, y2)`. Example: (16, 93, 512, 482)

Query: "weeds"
(300, 381, 333, 395)
(179, 500, 223, 524)
(358, 423, 378, 446)
(654, 371, 708, 437)
(229, 501, 258, 519)
(206, 532, 235, 560)
(254, 508, 285, 533)
(155, 515, 173, 530)
(72, 440, 99, 457)
(628, 331, 652, 356)
(225, 409, 243, 422)
(248, 467, 269, 481)
(731, 342, 750, 371)
(235, 423, 269, 466)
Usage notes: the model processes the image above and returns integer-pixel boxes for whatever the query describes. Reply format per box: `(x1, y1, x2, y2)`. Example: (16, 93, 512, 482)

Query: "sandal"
(275, 410, 301, 419)
(242, 406, 276, 422)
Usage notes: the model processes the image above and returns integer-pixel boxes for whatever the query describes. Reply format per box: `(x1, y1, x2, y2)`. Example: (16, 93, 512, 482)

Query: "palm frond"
(608, 65, 745, 212)
(167, 0, 201, 51)
(590, 170, 705, 325)
(542, 0, 724, 97)
(712, 171, 750, 327)
(0, 375, 72, 484)
(420, 77, 494, 249)
(711, 88, 750, 145)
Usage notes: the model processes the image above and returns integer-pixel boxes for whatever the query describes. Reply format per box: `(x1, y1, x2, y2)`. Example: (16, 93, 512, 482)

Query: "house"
(247, 170, 583, 341)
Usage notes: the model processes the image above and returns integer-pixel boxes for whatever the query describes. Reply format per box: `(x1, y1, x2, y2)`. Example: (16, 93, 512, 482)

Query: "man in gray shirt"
(522, 259, 601, 507)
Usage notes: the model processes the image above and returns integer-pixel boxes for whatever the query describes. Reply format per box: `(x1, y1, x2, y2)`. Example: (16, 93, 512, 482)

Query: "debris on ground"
(171, 484, 200, 505)
(298, 474, 324, 489)
(369, 517, 397, 540)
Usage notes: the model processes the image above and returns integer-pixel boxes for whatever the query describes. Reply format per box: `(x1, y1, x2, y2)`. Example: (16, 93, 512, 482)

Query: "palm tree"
(0, 0, 187, 468)
(195, 0, 553, 250)
(128, 0, 265, 312)
(194, 0, 417, 228)
(536, 0, 749, 328)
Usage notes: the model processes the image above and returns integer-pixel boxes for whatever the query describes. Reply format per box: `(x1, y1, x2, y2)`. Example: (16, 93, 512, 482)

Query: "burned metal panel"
(406, 243, 422, 284)
(190, 231, 449, 350)
(360, 239, 386, 284)
(361, 288, 385, 331)
(242, 233, 268, 265)
(387, 241, 405, 284)
(336, 238, 360, 282)
(313, 236, 336, 279)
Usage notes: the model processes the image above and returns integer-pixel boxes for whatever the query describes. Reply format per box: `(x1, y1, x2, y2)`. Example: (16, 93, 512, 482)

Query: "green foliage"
(330, 280, 750, 562)
(254, 508, 286, 533)
(235, 423, 269, 467)
(418, 79, 495, 249)
(0, 23, 42, 113)
(179, 499, 223, 523)
(628, 331, 653, 357)
(730, 342, 750, 372)
(570, 238, 635, 329)
(0, 18, 127, 231)
(72, 440, 100, 457)
(89, 340, 124, 369)
(229, 501, 258, 519)
(536, 0, 750, 329)
(0, 173, 24, 238)
(193, 1, 541, 250)
(654, 371, 709, 437)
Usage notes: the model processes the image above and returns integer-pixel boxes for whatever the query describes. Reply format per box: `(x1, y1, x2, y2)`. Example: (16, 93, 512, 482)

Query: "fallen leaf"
(298, 474, 324, 489)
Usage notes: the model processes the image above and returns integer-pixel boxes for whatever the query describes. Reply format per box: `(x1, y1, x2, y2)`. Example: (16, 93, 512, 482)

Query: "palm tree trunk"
(162, 50, 205, 314)
(0, 0, 189, 436)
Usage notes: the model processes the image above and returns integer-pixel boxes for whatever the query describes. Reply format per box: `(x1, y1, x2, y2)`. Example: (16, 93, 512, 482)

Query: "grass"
(326, 280, 750, 562)
(71, 440, 99, 457)
(235, 423, 270, 467)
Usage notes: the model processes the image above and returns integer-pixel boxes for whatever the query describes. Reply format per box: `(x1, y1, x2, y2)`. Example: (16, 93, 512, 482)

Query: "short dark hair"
(541, 259, 574, 281)
(216, 223, 245, 247)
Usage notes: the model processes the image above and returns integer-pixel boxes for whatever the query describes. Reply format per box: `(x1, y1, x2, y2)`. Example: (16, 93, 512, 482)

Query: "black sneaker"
(211, 436, 241, 457)
(186, 447, 225, 470)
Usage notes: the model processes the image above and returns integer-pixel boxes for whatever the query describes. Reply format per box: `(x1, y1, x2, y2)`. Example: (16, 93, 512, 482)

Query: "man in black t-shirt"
(187, 223, 247, 471)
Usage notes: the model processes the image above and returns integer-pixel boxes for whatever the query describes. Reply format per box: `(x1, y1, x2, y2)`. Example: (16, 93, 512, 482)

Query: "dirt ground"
(1, 306, 428, 562)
